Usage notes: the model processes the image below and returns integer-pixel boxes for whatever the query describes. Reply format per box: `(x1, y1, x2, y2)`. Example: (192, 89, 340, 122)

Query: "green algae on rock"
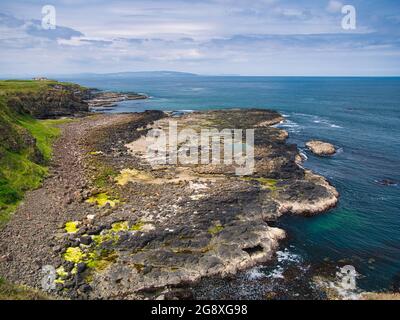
(130, 220, 146, 231)
(242, 177, 280, 191)
(0, 277, 54, 300)
(208, 224, 224, 235)
(92, 232, 119, 246)
(111, 221, 130, 232)
(86, 250, 118, 272)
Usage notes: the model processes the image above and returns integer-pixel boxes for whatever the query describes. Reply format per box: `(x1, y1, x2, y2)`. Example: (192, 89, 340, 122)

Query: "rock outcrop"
(4, 81, 148, 118)
(5, 83, 91, 118)
(306, 140, 336, 156)
(51, 109, 338, 299)
(87, 91, 147, 110)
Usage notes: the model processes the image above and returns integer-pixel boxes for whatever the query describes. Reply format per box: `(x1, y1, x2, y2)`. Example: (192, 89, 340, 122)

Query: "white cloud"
(0, 1, 399, 76)
(326, 0, 343, 13)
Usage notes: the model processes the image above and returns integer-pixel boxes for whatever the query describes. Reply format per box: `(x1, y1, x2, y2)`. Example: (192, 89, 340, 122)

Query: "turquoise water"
(62, 76, 400, 292)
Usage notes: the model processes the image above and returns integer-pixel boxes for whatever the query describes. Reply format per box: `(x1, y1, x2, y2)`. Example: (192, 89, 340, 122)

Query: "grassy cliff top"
(0, 79, 86, 95)
(0, 79, 82, 226)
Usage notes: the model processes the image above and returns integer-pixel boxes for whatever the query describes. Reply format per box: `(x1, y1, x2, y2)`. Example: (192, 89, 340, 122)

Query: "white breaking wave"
(246, 267, 266, 280)
(298, 149, 308, 161)
(276, 119, 303, 133)
(267, 266, 285, 279)
(312, 116, 343, 129)
(245, 247, 306, 282)
(276, 248, 302, 264)
(290, 112, 343, 129)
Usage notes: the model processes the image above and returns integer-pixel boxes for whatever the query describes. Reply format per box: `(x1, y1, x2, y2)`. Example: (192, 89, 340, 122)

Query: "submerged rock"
(306, 140, 336, 156)
(376, 179, 398, 187)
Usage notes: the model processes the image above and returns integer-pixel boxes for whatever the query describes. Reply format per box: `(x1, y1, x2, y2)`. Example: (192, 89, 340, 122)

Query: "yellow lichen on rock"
(89, 151, 103, 155)
(54, 265, 68, 284)
(111, 221, 130, 232)
(63, 247, 85, 263)
(242, 177, 279, 191)
(115, 168, 153, 186)
(257, 178, 279, 191)
(54, 279, 65, 285)
(64, 221, 79, 233)
(86, 193, 119, 207)
(56, 266, 68, 279)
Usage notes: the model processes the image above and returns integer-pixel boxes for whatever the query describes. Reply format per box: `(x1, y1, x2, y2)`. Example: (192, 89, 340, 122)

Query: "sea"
(60, 75, 400, 297)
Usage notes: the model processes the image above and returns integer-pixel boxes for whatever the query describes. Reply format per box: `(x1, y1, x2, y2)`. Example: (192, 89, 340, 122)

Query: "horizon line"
(1, 72, 400, 79)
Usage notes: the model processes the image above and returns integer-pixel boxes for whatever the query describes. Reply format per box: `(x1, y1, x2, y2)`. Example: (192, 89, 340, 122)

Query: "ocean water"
(62, 75, 400, 293)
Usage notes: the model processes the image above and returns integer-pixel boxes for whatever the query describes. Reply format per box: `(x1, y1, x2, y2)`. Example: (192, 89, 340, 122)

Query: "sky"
(0, 0, 400, 76)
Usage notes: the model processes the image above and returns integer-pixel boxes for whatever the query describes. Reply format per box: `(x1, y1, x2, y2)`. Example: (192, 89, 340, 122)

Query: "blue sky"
(1, 0, 400, 76)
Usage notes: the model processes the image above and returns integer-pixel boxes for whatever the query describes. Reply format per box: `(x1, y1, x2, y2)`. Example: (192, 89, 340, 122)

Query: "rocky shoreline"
(0, 106, 339, 299)
(86, 90, 147, 111)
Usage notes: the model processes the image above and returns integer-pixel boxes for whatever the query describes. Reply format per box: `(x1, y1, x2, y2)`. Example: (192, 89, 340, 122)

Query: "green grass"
(0, 151, 47, 223)
(92, 162, 118, 189)
(0, 79, 82, 225)
(0, 95, 71, 226)
(0, 79, 84, 299)
(17, 116, 73, 161)
(0, 277, 52, 300)
(0, 80, 49, 94)
(0, 79, 85, 95)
